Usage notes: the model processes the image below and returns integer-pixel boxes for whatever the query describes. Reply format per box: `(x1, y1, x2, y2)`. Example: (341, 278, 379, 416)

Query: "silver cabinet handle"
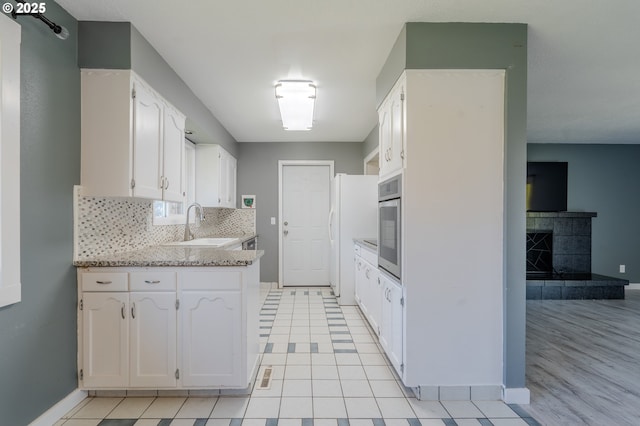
(131, 302, 136, 319)
(165, 178, 169, 190)
(96, 280, 112, 285)
(365, 269, 370, 279)
(144, 280, 161, 284)
(121, 303, 125, 319)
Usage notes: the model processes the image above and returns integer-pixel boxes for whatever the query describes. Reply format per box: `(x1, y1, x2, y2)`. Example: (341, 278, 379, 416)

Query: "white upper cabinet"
(131, 80, 164, 200)
(162, 104, 188, 202)
(81, 70, 185, 201)
(378, 74, 405, 180)
(195, 144, 237, 208)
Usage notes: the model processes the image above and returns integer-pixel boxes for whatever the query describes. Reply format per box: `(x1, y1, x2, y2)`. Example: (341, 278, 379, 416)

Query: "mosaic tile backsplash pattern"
(74, 186, 255, 259)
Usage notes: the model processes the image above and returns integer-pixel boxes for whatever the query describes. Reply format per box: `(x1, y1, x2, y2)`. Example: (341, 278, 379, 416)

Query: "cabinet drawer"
(81, 272, 128, 292)
(130, 271, 176, 291)
(181, 270, 242, 291)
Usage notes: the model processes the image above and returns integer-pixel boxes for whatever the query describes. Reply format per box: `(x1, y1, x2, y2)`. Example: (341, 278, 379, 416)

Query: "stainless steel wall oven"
(378, 175, 401, 279)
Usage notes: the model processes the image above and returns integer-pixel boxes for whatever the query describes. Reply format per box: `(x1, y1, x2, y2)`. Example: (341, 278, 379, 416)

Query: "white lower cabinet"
(354, 255, 367, 315)
(354, 243, 381, 335)
(129, 292, 177, 388)
(81, 292, 129, 388)
(78, 263, 260, 390)
(368, 267, 382, 335)
(181, 290, 242, 387)
(379, 273, 403, 377)
(81, 273, 177, 389)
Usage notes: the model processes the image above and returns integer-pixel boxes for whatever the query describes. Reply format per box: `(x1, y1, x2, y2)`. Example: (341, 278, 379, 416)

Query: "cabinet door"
(132, 81, 164, 200)
(181, 290, 243, 387)
(378, 104, 391, 177)
(129, 292, 177, 388)
(82, 292, 129, 388)
(386, 279, 404, 376)
(354, 256, 365, 310)
(162, 106, 185, 203)
(218, 151, 229, 207)
(379, 276, 391, 353)
(388, 86, 405, 173)
(365, 264, 380, 335)
(195, 144, 221, 207)
(227, 155, 237, 208)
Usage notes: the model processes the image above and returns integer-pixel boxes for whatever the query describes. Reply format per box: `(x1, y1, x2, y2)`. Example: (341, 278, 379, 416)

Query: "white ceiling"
(56, 0, 640, 144)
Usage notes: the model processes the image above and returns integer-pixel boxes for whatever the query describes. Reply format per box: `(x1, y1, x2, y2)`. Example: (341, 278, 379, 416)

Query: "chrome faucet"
(184, 203, 205, 241)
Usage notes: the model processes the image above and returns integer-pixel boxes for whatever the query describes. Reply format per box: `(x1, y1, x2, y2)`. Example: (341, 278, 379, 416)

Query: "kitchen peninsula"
(73, 184, 264, 392)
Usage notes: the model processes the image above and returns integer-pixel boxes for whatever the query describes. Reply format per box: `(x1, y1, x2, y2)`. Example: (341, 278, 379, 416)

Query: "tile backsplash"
(74, 186, 255, 259)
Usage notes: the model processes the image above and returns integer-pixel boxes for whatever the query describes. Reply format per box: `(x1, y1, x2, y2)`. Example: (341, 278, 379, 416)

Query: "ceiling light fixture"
(275, 80, 316, 131)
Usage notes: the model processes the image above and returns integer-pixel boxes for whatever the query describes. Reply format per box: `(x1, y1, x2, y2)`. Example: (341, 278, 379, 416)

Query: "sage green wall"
(237, 142, 364, 282)
(528, 144, 640, 283)
(376, 25, 406, 107)
(362, 126, 379, 159)
(78, 21, 238, 156)
(0, 5, 80, 425)
(378, 22, 528, 390)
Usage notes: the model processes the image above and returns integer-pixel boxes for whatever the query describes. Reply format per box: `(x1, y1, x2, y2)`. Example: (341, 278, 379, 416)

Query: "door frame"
(278, 160, 335, 288)
(363, 147, 379, 175)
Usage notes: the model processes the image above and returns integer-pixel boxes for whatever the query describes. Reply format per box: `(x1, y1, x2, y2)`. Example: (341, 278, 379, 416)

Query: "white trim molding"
(277, 160, 335, 288)
(0, 14, 22, 307)
(502, 386, 531, 404)
(28, 389, 88, 426)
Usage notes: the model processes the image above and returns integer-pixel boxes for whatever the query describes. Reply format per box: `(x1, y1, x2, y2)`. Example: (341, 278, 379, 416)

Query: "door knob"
(284, 221, 289, 226)
(284, 230, 289, 235)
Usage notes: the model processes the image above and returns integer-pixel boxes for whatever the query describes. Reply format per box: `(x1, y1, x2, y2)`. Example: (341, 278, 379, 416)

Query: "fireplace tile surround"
(526, 211, 596, 276)
(525, 211, 628, 299)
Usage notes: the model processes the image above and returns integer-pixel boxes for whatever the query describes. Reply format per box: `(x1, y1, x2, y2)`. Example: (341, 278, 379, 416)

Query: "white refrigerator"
(329, 174, 378, 305)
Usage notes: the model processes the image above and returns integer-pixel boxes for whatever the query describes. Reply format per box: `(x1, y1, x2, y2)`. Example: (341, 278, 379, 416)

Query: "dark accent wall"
(528, 144, 640, 283)
(377, 22, 528, 390)
(237, 142, 364, 282)
(78, 21, 237, 156)
(0, 5, 80, 425)
(78, 21, 131, 69)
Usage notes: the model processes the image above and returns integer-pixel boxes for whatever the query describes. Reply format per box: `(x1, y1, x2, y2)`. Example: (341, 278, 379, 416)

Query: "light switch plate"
(620, 264, 626, 273)
(271, 217, 276, 225)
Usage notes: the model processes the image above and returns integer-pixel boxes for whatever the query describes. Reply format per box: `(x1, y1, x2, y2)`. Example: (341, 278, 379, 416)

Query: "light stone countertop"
(74, 234, 262, 267)
(353, 237, 377, 253)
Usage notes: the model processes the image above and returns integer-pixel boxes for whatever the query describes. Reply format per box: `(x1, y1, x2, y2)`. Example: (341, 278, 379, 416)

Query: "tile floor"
(55, 287, 539, 426)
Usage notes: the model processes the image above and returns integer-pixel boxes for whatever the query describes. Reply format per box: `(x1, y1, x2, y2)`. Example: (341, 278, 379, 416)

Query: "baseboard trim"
(502, 386, 531, 404)
(29, 388, 87, 426)
(625, 283, 640, 290)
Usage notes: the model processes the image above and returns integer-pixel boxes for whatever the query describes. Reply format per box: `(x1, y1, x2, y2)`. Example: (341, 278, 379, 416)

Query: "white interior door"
(281, 164, 332, 286)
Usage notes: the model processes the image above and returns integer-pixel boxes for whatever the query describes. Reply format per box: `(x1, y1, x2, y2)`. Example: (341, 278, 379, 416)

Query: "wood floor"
(524, 289, 640, 425)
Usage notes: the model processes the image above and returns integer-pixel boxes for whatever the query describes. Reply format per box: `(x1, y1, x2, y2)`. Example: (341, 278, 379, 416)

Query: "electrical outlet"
(620, 264, 626, 273)
(271, 217, 276, 225)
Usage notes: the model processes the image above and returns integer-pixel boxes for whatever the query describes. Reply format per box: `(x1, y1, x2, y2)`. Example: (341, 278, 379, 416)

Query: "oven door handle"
(328, 208, 335, 244)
